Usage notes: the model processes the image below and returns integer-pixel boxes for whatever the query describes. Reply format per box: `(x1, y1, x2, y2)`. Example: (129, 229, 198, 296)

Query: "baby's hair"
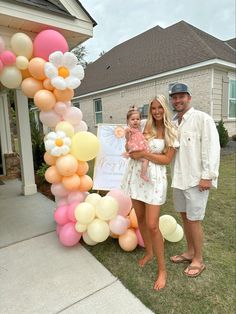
(126, 105, 141, 121)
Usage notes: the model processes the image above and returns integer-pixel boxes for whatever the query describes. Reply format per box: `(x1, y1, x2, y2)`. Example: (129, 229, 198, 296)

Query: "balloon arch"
(0, 30, 183, 249)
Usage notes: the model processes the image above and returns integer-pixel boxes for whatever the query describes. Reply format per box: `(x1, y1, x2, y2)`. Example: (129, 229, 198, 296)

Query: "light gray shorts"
(173, 186, 209, 221)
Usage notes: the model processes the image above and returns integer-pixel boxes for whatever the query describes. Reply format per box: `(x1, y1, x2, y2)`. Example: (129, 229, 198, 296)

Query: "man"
(169, 83, 220, 277)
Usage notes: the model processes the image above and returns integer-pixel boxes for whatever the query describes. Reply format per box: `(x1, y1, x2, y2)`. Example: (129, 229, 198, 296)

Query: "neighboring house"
(0, 0, 96, 194)
(74, 21, 236, 136)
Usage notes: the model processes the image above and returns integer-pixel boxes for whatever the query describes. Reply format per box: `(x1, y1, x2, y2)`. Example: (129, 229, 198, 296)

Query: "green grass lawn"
(84, 153, 236, 314)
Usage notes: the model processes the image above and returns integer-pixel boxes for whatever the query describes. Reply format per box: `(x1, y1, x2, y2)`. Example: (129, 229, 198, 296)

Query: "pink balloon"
(135, 228, 145, 247)
(74, 121, 88, 132)
(33, 30, 68, 61)
(54, 205, 70, 225)
(54, 102, 68, 116)
(67, 202, 77, 222)
(39, 110, 61, 127)
(0, 50, 16, 66)
(51, 183, 69, 198)
(107, 189, 132, 217)
(56, 197, 68, 207)
(59, 222, 81, 246)
(109, 215, 129, 235)
(67, 191, 85, 204)
(63, 107, 83, 125)
(0, 59, 3, 72)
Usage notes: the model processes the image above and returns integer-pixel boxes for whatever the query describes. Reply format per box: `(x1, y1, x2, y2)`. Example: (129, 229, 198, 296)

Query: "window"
(139, 104, 149, 119)
(229, 79, 236, 118)
(94, 98, 103, 124)
(73, 101, 80, 108)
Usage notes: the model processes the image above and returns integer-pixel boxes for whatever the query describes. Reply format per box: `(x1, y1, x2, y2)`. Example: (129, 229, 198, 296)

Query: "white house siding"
(213, 69, 236, 136)
(78, 67, 213, 135)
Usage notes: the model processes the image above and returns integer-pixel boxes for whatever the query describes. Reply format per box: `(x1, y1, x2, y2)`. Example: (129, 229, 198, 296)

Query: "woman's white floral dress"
(121, 138, 167, 205)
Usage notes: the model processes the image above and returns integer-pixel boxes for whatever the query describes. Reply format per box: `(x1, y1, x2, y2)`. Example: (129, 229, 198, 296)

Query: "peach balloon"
(44, 151, 57, 165)
(53, 88, 74, 102)
(34, 89, 56, 111)
(78, 175, 93, 192)
(62, 174, 81, 191)
(118, 229, 138, 252)
(129, 208, 138, 229)
(28, 57, 46, 80)
(77, 161, 89, 176)
(21, 68, 31, 79)
(56, 154, 78, 177)
(21, 77, 43, 98)
(43, 78, 54, 91)
(45, 165, 62, 184)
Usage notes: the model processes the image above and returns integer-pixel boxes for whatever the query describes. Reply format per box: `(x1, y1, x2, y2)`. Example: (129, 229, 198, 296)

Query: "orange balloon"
(28, 57, 46, 80)
(56, 154, 78, 176)
(43, 78, 54, 91)
(62, 174, 81, 191)
(129, 208, 138, 229)
(118, 229, 138, 252)
(44, 152, 57, 165)
(21, 77, 44, 98)
(78, 175, 93, 192)
(34, 89, 56, 111)
(44, 165, 62, 183)
(77, 161, 89, 176)
(21, 68, 31, 79)
(110, 232, 119, 239)
(53, 88, 74, 102)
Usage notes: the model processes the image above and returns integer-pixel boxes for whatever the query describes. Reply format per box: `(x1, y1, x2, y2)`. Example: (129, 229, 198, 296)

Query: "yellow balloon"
(71, 131, 100, 161)
(85, 193, 102, 206)
(10, 33, 33, 59)
(75, 202, 95, 225)
(159, 215, 177, 236)
(87, 219, 110, 242)
(82, 232, 98, 246)
(16, 56, 29, 70)
(0, 66, 22, 89)
(95, 196, 119, 221)
(75, 222, 87, 233)
(55, 121, 74, 138)
(164, 224, 184, 242)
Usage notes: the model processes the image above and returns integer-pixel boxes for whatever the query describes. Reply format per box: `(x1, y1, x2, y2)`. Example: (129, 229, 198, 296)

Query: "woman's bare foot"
(138, 254, 153, 267)
(154, 271, 167, 291)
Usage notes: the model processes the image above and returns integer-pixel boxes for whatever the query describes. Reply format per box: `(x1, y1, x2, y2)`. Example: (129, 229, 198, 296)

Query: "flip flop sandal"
(184, 264, 206, 277)
(170, 255, 192, 264)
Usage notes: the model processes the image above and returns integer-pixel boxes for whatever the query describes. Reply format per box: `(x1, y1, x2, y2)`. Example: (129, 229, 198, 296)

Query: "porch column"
(15, 89, 37, 195)
(0, 91, 13, 174)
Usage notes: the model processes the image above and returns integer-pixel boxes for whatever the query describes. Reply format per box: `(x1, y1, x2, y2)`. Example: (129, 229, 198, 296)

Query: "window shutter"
(222, 76, 229, 119)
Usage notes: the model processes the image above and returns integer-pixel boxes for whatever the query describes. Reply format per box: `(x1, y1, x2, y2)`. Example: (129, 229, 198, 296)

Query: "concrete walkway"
(0, 179, 153, 314)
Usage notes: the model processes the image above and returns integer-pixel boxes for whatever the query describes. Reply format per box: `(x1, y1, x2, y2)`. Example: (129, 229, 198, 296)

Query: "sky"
(80, 0, 236, 62)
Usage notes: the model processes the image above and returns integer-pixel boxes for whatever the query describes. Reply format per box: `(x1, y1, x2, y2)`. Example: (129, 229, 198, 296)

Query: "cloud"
(81, 0, 236, 62)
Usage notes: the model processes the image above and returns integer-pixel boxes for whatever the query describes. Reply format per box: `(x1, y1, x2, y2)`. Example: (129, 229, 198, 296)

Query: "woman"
(121, 95, 178, 290)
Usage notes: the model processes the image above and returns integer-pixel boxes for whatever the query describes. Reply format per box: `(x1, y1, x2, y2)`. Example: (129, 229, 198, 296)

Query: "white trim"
(75, 59, 236, 99)
(210, 68, 214, 117)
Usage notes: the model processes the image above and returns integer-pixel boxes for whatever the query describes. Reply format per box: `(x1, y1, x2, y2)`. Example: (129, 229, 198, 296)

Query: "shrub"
(231, 134, 236, 141)
(216, 120, 229, 148)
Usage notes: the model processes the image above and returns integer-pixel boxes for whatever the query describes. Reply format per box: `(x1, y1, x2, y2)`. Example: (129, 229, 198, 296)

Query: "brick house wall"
(76, 66, 236, 136)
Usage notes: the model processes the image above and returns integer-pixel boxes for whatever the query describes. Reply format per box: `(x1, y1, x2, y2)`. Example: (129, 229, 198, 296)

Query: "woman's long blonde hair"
(144, 95, 177, 152)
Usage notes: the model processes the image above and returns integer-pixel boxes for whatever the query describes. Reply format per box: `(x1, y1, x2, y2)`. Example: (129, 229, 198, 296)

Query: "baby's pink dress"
(127, 128, 148, 152)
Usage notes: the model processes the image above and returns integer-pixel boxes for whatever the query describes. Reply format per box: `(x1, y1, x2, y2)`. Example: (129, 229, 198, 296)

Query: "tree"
(70, 45, 88, 68)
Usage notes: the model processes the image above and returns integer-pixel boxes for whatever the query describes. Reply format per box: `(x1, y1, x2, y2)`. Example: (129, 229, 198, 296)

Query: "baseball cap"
(169, 83, 191, 96)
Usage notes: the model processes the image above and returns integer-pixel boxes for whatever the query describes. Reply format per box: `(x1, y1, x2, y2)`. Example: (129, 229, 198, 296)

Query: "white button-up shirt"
(171, 107, 220, 190)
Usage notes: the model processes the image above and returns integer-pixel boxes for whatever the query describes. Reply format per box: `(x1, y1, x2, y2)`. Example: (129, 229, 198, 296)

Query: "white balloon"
(10, 33, 33, 59)
(16, 56, 29, 70)
(82, 232, 98, 246)
(51, 76, 67, 90)
(74, 121, 88, 132)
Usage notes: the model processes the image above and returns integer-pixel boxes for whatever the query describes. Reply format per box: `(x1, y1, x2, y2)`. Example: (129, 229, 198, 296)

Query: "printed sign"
(93, 124, 128, 191)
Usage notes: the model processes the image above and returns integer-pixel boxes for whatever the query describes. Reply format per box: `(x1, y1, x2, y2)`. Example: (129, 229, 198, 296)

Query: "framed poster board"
(93, 124, 128, 191)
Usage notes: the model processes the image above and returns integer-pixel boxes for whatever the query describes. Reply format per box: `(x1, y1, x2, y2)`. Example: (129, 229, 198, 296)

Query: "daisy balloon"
(44, 130, 71, 157)
(44, 51, 84, 90)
